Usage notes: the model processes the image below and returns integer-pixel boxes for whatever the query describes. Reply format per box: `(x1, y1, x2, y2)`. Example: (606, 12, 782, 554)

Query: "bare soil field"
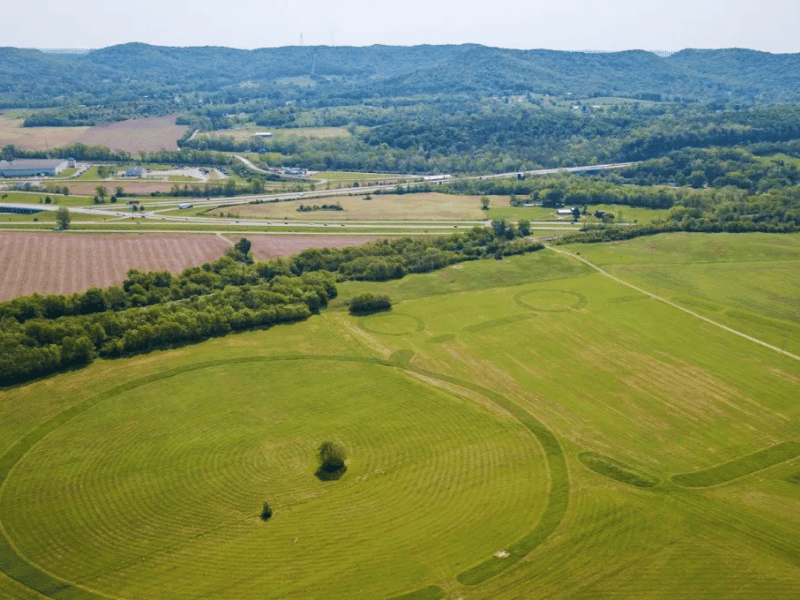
(0, 113, 88, 150)
(58, 181, 177, 196)
(230, 192, 509, 221)
(0, 232, 378, 300)
(78, 115, 188, 153)
(240, 234, 380, 260)
(0, 114, 187, 153)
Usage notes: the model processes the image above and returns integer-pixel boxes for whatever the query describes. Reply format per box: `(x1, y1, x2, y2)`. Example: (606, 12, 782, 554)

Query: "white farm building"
(0, 159, 69, 177)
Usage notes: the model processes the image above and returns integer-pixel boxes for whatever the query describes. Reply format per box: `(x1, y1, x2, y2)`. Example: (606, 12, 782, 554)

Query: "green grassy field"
(567, 232, 800, 356)
(0, 192, 94, 207)
(1, 233, 799, 599)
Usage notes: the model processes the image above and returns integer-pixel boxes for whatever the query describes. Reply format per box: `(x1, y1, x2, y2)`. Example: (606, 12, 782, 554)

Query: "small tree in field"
(481, 196, 490, 210)
(55, 206, 70, 230)
(315, 441, 347, 481)
(225, 237, 253, 263)
(260, 501, 273, 521)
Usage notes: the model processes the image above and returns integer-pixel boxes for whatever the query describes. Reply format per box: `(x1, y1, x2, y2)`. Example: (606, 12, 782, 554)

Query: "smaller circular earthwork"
(514, 289, 588, 312)
(359, 313, 426, 336)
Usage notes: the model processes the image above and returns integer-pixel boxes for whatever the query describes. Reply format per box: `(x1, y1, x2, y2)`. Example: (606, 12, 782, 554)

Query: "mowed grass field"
(568, 232, 800, 357)
(231, 193, 509, 221)
(201, 126, 352, 143)
(1, 233, 799, 599)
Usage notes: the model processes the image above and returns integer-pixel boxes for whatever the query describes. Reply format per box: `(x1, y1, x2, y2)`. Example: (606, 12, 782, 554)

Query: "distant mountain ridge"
(2, 43, 800, 108)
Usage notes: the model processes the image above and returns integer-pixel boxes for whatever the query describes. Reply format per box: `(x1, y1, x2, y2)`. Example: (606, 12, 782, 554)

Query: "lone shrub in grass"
(349, 292, 391, 315)
(315, 441, 347, 481)
(260, 501, 273, 521)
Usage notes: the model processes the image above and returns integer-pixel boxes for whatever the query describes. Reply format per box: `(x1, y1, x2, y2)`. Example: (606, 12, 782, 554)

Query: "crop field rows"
(0, 232, 382, 300)
(1, 233, 799, 599)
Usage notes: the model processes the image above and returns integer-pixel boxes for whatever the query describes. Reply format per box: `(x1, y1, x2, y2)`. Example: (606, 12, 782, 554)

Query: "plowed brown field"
(0, 233, 379, 300)
(78, 115, 188, 153)
(0, 114, 187, 153)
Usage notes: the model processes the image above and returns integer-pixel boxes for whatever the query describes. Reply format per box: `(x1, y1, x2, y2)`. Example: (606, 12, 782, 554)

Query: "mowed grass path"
(2, 233, 800, 599)
(1, 358, 549, 600)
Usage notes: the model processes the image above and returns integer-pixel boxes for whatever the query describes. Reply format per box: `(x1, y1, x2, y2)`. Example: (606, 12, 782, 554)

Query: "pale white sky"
(9, 0, 800, 53)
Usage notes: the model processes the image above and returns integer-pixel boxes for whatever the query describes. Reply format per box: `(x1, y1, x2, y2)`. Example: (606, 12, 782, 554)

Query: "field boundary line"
(548, 246, 800, 362)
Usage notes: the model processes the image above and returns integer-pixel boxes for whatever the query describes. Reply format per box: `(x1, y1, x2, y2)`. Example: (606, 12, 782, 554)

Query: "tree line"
(0, 228, 543, 386)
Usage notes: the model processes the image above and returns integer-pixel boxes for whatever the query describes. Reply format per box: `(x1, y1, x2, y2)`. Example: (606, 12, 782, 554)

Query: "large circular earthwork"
(0, 356, 562, 600)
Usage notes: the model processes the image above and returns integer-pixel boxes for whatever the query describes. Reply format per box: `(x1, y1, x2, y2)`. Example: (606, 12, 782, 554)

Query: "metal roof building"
(0, 159, 69, 177)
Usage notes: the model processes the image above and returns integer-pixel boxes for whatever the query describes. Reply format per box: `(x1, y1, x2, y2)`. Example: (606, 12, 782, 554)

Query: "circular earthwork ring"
(358, 312, 426, 336)
(514, 289, 588, 312)
(0, 354, 567, 600)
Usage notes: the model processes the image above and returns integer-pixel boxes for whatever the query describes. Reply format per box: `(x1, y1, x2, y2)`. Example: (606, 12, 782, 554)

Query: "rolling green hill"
(3, 44, 800, 109)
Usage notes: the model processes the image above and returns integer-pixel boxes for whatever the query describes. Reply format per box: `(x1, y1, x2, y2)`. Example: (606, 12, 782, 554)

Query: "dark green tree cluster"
(349, 293, 392, 315)
(560, 186, 800, 244)
(297, 203, 343, 212)
(315, 441, 347, 481)
(290, 226, 542, 282)
(617, 147, 799, 192)
(618, 105, 800, 161)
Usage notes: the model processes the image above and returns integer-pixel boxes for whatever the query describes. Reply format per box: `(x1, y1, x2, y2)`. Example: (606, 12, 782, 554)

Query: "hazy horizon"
(23, 45, 798, 56)
(6, 0, 800, 55)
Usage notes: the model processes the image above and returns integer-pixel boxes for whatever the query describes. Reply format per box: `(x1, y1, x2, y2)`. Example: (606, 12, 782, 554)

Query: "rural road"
(549, 246, 800, 362)
(234, 155, 270, 174)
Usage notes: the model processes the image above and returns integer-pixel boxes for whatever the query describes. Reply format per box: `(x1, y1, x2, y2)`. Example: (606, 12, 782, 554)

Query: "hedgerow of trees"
(0, 227, 543, 386)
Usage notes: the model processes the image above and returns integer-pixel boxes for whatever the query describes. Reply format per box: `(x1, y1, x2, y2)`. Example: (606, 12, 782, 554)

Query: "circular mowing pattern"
(1, 359, 547, 600)
(358, 312, 426, 336)
(514, 289, 588, 312)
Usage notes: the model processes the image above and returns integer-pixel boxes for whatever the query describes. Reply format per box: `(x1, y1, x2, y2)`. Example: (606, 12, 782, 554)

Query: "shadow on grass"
(314, 465, 347, 481)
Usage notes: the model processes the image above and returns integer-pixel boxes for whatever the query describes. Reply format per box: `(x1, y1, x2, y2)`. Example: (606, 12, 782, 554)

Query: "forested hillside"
(3, 43, 800, 110)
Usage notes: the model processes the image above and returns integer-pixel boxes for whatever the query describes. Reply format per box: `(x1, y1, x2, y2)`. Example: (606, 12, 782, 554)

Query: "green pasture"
(75, 166, 110, 180)
(488, 204, 669, 225)
(1, 232, 799, 599)
(0, 209, 109, 224)
(580, 204, 671, 224)
(0, 192, 94, 207)
(485, 205, 557, 221)
(567, 232, 800, 356)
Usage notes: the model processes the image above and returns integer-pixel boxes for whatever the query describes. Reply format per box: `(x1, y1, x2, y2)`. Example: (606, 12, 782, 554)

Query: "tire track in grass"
(548, 246, 800, 362)
(0, 355, 567, 600)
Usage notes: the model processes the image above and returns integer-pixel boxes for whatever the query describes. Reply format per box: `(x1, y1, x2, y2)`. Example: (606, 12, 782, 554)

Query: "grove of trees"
(0, 228, 544, 386)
